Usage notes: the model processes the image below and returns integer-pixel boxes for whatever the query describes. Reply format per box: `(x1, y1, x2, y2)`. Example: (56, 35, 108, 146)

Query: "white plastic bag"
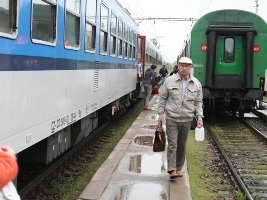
(0, 181, 20, 200)
(139, 83, 145, 98)
(141, 84, 144, 92)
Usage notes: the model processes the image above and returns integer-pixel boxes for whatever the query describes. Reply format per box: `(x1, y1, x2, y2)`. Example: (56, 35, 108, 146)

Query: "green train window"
(224, 38, 234, 63)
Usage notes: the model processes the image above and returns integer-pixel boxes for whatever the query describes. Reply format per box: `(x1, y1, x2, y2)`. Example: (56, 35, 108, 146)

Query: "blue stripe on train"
(0, 54, 136, 71)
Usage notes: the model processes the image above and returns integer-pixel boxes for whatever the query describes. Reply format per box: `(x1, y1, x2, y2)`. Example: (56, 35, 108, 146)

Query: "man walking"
(143, 64, 157, 110)
(158, 57, 203, 179)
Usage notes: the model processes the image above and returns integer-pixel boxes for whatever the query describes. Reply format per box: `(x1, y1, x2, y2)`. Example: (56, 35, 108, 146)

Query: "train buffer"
(78, 94, 192, 200)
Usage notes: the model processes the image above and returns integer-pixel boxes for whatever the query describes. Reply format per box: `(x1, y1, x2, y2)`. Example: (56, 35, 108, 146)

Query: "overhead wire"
(197, 0, 207, 18)
(188, 0, 207, 33)
(118, 0, 154, 36)
(204, 0, 213, 14)
(136, 0, 157, 38)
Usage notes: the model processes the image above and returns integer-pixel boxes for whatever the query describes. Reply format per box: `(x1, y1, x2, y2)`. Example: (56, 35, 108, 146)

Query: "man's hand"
(197, 120, 203, 128)
(158, 116, 164, 124)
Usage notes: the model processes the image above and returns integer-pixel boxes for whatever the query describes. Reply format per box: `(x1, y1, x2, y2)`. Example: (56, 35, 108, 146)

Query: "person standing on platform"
(159, 65, 168, 85)
(157, 57, 203, 179)
(137, 61, 143, 81)
(169, 65, 178, 76)
(143, 64, 157, 110)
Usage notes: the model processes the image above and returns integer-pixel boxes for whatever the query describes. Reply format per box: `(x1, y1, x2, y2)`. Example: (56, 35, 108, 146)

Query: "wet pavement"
(78, 94, 192, 200)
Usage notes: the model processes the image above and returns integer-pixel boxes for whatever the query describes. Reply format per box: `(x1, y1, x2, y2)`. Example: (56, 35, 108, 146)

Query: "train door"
(138, 35, 146, 81)
(215, 36, 245, 77)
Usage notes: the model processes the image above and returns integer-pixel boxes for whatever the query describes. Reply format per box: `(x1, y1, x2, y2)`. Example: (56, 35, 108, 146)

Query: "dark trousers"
(143, 84, 152, 107)
(166, 119, 191, 172)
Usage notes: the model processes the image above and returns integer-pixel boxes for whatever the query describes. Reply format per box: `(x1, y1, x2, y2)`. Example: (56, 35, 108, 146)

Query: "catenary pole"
(255, 0, 259, 14)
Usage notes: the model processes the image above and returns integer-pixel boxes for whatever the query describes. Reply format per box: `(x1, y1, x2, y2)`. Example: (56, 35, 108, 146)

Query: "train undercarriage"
(203, 88, 264, 118)
(18, 93, 134, 165)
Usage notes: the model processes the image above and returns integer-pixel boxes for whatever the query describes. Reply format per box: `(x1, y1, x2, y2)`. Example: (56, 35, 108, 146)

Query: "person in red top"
(0, 146, 19, 189)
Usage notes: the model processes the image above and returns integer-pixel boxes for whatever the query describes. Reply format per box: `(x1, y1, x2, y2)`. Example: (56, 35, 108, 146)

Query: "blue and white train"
(0, 0, 162, 164)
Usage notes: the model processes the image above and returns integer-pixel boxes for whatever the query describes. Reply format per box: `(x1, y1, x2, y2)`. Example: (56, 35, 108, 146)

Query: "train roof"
(192, 9, 267, 33)
(114, 0, 137, 26)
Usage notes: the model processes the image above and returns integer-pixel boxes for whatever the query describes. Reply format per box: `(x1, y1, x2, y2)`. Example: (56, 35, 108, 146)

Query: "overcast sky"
(118, 0, 267, 63)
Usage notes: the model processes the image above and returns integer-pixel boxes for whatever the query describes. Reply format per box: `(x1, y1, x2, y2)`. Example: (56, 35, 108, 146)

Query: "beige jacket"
(158, 73, 203, 122)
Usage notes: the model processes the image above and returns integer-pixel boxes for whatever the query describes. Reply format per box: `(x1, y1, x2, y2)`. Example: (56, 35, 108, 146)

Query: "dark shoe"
(170, 171, 178, 180)
(170, 174, 178, 180)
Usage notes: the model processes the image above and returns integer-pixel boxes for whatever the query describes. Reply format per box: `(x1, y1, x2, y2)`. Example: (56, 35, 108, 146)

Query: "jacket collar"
(177, 72, 191, 81)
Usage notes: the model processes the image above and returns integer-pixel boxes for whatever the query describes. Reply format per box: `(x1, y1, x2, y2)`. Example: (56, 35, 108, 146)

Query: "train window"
(124, 24, 129, 41)
(100, 31, 107, 54)
(110, 12, 117, 56)
(129, 29, 133, 43)
(224, 38, 234, 63)
(31, 0, 57, 44)
(110, 12, 117, 34)
(133, 45, 136, 60)
(146, 54, 149, 64)
(85, 23, 96, 52)
(0, 0, 17, 37)
(129, 45, 132, 60)
(132, 32, 137, 60)
(137, 36, 141, 59)
(151, 56, 154, 64)
(128, 29, 133, 60)
(124, 24, 128, 59)
(85, 0, 97, 52)
(110, 36, 116, 56)
(124, 42, 128, 59)
(118, 19, 123, 38)
(86, 0, 96, 24)
(65, 0, 80, 48)
(118, 19, 123, 58)
(100, 4, 108, 54)
(118, 39, 123, 58)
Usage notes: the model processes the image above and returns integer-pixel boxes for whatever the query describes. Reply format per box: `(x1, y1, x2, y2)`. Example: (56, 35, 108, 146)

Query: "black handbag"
(153, 123, 166, 152)
(190, 115, 197, 130)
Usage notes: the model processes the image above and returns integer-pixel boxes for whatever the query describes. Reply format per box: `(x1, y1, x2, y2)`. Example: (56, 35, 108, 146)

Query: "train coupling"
(224, 92, 231, 105)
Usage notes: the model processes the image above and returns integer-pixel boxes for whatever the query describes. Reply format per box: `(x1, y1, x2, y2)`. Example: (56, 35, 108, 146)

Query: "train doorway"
(215, 36, 245, 77)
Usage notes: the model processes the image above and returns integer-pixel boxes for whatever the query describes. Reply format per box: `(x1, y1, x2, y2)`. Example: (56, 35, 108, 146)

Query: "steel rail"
(205, 122, 254, 200)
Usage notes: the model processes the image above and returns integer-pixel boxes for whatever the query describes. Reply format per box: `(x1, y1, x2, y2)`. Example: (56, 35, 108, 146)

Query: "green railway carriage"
(179, 9, 267, 117)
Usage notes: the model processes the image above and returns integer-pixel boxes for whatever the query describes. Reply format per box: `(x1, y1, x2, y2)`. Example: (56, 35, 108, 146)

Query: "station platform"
(78, 94, 192, 200)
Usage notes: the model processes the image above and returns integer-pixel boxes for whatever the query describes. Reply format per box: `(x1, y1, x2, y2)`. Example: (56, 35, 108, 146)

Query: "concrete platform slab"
(78, 94, 192, 200)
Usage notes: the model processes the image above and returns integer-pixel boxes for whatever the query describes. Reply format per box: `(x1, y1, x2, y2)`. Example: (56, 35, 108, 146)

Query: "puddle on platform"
(116, 183, 167, 200)
(129, 154, 166, 174)
(134, 136, 154, 146)
(145, 114, 158, 120)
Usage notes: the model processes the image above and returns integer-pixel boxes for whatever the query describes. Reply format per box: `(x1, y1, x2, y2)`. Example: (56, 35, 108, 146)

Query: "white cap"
(178, 57, 193, 64)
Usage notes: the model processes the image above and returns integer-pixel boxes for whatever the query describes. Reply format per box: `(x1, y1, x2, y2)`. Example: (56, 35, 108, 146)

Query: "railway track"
(18, 99, 143, 199)
(205, 112, 267, 200)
